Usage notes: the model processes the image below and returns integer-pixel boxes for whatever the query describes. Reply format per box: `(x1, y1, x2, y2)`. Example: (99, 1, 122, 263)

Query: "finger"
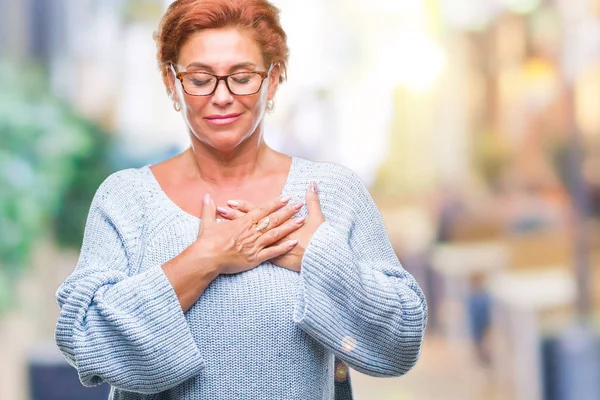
(216, 206, 246, 220)
(245, 195, 291, 225)
(306, 182, 324, 218)
(258, 201, 303, 231)
(251, 200, 302, 238)
(226, 199, 255, 213)
(256, 216, 305, 248)
(200, 193, 216, 231)
(256, 240, 298, 263)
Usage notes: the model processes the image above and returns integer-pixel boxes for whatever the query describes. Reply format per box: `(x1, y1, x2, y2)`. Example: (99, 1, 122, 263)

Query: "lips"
(204, 113, 243, 126)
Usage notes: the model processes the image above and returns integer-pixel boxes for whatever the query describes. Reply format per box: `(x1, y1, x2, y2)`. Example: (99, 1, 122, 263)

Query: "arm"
(293, 168, 427, 377)
(55, 176, 205, 394)
(162, 244, 220, 313)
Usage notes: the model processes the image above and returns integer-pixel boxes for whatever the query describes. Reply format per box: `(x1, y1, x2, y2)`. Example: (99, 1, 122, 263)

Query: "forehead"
(178, 28, 264, 71)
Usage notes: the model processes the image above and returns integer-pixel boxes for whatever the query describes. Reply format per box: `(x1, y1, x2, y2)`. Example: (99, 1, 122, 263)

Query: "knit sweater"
(54, 156, 427, 400)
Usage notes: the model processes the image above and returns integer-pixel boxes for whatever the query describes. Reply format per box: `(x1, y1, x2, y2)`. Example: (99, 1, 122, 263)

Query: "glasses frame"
(173, 66, 270, 97)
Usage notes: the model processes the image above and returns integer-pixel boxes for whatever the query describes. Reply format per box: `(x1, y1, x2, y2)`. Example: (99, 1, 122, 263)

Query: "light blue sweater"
(55, 156, 427, 400)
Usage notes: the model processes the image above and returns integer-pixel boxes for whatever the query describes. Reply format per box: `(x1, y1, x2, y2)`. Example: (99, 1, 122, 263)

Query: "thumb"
(305, 181, 323, 218)
(200, 193, 216, 233)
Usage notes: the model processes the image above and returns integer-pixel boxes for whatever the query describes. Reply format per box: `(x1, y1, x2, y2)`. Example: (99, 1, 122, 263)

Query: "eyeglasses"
(174, 67, 270, 96)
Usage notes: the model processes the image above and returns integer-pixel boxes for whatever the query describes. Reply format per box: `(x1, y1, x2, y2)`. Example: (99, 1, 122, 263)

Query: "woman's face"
(171, 28, 279, 154)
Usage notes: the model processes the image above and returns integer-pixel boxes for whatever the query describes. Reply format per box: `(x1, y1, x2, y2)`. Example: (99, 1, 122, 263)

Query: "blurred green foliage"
(0, 62, 112, 315)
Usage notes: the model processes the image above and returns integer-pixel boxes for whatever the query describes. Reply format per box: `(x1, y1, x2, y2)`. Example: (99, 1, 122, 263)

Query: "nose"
(211, 78, 234, 107)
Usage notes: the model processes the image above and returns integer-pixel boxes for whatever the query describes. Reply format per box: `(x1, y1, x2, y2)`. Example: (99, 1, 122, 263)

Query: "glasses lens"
(182, 73, 217, 95)
(227, 72, 263, 95)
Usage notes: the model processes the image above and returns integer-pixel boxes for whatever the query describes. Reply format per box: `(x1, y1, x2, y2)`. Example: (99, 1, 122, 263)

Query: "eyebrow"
(185, 62, 259, 72)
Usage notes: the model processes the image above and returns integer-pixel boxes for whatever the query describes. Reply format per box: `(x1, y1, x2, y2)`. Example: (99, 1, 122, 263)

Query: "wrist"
(187, 241, 222, 277)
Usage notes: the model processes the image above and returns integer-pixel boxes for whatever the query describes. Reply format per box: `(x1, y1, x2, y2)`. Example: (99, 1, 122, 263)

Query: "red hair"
(154, 0, 289, 95)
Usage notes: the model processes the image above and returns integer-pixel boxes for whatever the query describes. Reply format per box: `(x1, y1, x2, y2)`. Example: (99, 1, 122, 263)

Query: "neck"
(185, 131, 275, 189)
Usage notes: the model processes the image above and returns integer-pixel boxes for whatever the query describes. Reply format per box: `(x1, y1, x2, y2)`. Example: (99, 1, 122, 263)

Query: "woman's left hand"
(216, 182, 325, 272)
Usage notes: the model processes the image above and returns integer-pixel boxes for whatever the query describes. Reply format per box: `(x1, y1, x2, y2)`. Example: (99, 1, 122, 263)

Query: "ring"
(255, 217, 270, 231)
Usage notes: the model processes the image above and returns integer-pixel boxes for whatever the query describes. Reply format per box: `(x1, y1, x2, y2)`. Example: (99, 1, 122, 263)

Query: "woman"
(54, 0, 427, 399)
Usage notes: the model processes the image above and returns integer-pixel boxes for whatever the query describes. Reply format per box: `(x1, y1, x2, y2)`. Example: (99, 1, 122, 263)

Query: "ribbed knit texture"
(55, 156, 427, 400)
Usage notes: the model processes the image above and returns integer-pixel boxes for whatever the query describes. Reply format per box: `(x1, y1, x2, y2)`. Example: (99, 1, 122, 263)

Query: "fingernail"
(281, 195, 292, 203)
(204, 193, 211, 204)
(288, 239, 299, 248)
(216, 206, 228, 215)
(295, 217, 306, 225)
(227, 200, 239, 208)
(293, 202, 304, 210)
(310, 182, 318, 194)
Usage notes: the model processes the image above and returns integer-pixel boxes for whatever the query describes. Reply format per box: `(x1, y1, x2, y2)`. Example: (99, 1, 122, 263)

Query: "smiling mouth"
(204, 113, 243, 126)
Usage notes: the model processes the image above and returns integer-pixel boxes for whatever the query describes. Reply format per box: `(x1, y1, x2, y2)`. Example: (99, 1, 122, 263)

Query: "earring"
(267, 99, 275, 111)
(173, 102, 181, 112)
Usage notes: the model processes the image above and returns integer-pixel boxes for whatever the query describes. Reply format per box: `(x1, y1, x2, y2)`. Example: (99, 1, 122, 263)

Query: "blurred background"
(1, 0, 599, 399)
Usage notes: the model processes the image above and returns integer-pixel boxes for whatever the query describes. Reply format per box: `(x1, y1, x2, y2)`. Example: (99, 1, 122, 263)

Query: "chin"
(212, 141, 244, 153)
(191, 118, 257, 152)
(202, 132, 247, 152)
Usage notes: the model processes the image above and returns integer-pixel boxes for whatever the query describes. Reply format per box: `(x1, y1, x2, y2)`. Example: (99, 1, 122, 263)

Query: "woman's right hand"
(192, 193, 305, 275)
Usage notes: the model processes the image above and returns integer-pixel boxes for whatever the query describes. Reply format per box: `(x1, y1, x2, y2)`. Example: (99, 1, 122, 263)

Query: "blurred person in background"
(53, 0, 427, 399)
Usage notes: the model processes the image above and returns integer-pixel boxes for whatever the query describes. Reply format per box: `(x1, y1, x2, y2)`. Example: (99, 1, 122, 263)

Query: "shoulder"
(291, 157, 375, 222)
(292, 157, 369, 200)
(81, 167, 154, 265)
(91, 166, 153, 218)
(293, 157, 366, 190)
(96, 167, 146, 194)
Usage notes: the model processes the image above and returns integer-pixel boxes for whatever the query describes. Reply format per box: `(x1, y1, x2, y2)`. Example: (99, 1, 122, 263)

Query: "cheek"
(182, 94, 205, 107)
(181, 96, 208, 115)
(225, 96, 262, 117)
(179, 99, 209, 130)
(245, 94, 267, 114)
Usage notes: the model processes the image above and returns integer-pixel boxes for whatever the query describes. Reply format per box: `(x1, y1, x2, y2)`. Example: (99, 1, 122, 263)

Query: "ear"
(267, 64, 281, 100)
(167, 64, 181, 103)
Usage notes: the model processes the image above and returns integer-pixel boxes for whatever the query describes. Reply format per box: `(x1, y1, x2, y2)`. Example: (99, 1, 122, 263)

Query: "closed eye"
(191, 78, 212, 86)
(231, 74, 253, 84)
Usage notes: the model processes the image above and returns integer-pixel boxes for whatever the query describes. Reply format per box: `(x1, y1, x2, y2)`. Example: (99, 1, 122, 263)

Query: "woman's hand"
(216, 183, 325, 272)
(193, 194, 306, 275)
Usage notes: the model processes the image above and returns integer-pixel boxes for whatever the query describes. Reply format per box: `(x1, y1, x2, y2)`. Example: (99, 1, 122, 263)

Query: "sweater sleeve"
(54, 175, 205, 394)
(293, 168, 427, 377)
